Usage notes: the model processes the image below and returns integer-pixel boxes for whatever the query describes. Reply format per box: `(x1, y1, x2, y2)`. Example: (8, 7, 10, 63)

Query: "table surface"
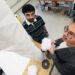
(23, 59, 53, 75)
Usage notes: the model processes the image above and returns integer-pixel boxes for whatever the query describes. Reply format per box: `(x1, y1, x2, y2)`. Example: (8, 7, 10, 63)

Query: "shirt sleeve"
(54, 38, 63, 47)
(36, 15, 45, 26)
(52, 48, 75, 75)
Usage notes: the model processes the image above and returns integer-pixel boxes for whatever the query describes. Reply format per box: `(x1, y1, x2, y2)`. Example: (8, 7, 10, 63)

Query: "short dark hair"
(22, 4, 35, 14)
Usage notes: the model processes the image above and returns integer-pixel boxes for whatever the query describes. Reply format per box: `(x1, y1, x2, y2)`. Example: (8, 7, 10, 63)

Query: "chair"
(71, 3, 75, 20)
(39, 0, 51, 11)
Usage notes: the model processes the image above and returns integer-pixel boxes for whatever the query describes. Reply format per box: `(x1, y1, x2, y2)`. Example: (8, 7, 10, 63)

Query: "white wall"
(5, 0, 30, 13)
(0, 0, 43, 60)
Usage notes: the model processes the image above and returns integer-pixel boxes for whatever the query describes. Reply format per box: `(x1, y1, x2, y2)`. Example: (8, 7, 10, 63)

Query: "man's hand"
(48, 48, 54, 55)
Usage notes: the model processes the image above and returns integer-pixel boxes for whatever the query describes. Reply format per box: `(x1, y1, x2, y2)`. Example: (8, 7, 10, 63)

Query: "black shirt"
(53, 39, 75, 75)
(22, 15, 48, 43)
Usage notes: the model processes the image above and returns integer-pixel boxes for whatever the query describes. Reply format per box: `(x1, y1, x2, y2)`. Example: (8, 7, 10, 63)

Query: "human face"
(63, 23, 75, 47)
(24, 11, 35, 23)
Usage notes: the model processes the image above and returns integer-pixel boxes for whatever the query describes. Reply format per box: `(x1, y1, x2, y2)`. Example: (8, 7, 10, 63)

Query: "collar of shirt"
(26, 18, 37, 26)
(56, 42, 68, 49)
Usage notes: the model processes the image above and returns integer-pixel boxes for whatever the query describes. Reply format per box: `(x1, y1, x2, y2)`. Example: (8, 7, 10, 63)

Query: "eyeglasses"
(64, 26, 75, 39)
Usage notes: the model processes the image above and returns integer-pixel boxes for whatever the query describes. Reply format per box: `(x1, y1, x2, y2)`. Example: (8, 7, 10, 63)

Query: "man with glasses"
(55, 23, 75, 48)
(42, 23, 75, 75)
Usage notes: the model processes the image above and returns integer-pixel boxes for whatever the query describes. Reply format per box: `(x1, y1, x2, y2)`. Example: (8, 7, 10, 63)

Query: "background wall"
(0, 0, 43, 60)
(5, 0, 30, 13)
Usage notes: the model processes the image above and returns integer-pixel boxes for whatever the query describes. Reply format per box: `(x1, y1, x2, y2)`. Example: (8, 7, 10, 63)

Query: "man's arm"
(49, 48, 75, 75)
(54, 38, 63, 47)
(42, 25, 49, 37)
(53, 53, 75, 75)
(37, 15, 49, 37)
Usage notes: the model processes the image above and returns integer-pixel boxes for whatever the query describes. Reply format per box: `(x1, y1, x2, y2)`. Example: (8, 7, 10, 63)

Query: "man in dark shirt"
(22, 4, 49, 47)
(48, 23, 75, 75)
